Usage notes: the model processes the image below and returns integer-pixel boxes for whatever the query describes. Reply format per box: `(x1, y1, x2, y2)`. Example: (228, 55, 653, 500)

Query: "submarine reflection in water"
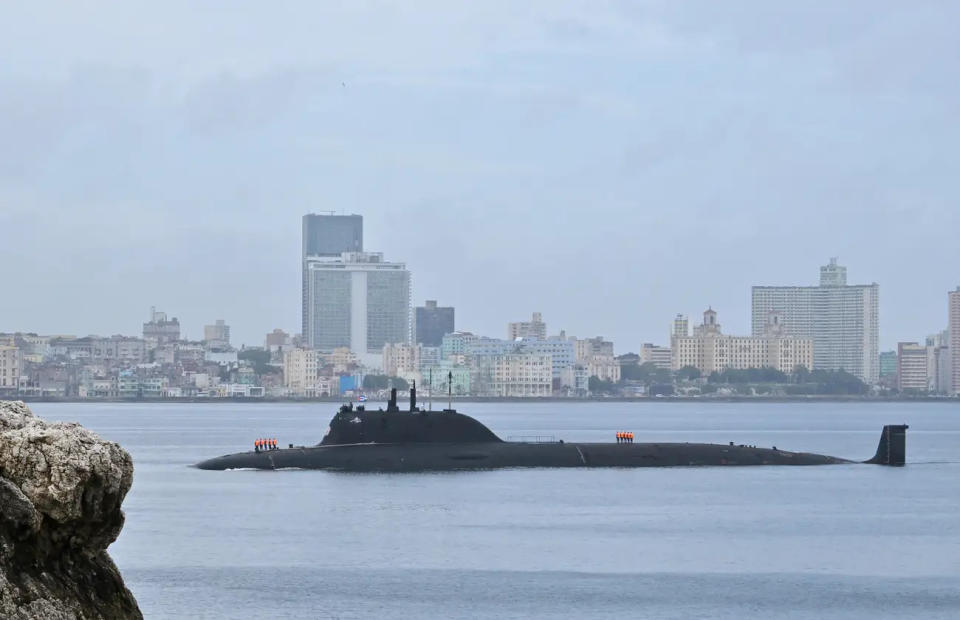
(195, 387, 908, 472)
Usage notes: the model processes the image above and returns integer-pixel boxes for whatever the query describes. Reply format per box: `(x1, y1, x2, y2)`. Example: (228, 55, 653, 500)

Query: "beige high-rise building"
(950, 287, 960, 395)
(896, 342, 928, 392)
(672, 309, 813, 375)
(0, 345, 21, 394)
(283, 348, 318, 395)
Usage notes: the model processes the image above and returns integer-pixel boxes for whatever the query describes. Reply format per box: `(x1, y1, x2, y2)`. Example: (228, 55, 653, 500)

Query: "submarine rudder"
(865, 424, 908, 466)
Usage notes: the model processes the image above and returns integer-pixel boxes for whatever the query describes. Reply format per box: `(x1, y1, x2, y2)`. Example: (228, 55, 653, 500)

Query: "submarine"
(196, 385, 908, 472)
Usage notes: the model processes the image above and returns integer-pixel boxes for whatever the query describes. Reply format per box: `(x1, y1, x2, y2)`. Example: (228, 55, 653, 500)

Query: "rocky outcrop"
(0, 400, 141, 619)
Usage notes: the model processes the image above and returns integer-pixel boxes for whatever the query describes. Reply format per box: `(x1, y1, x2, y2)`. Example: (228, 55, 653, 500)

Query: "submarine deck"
(195, 440, 851, 471)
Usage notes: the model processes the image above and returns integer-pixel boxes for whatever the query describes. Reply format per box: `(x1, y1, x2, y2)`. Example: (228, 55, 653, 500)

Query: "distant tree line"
(595, 359, 868, 396)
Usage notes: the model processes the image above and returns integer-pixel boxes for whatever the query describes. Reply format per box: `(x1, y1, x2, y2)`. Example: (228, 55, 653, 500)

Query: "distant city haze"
(1, 2, 958, 350)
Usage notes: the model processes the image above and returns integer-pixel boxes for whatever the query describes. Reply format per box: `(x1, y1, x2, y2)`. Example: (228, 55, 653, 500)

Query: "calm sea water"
(32, 401, 960, 620)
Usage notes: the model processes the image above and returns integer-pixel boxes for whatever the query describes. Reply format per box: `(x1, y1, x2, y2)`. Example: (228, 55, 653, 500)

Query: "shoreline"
(9, 395, 960, 404)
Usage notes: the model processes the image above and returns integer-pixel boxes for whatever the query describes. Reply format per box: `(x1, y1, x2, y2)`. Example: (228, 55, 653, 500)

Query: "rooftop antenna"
(447, 370, 453, 411)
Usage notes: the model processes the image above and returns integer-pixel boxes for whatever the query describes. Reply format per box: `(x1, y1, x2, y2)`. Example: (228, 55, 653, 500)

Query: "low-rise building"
(423, 361, 471, 397)
(559, 364, 588, 395)
(638, 343, 672, 370)
(585, 355, 621, 382)
(472, 353, 552, 397)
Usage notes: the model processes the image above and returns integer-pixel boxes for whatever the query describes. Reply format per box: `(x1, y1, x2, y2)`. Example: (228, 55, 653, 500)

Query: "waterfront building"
(471, 352, 552, 397)
(303, 251, 410, 358)
(897, 342, 928, 392)
(283, 348, 318, 396)
(507, 312, 546, 341)
(638, 343, 672, 370)
(423, 361, 471, 397)
(382, 342, 420, 377)
(415, 300, 455, 347)
(672, 308, 813, 375)
(559, 364, 589, 395)
(0, 333, 54, 363)
(143, 307, 181, 347)
(441, 332, 477, 359)
(585, 355, 621, 382)
(951, 288, 960, 395)
(203, 320, 231, 349)
(751, 259, 879, 383)
(467, 337, 574, 380)
(0, 345, 21, 395)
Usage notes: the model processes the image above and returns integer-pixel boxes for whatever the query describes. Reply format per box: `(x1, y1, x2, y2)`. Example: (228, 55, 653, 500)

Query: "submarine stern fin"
(865, 424, 908, 466)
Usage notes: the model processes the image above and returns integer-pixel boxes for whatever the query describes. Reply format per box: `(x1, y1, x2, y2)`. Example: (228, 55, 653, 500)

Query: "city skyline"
(2, 3, 959, 350)
(1, 242, 957, 355)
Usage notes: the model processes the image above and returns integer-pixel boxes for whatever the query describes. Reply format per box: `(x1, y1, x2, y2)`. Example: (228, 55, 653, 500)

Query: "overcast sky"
(1, 2, 958, 351)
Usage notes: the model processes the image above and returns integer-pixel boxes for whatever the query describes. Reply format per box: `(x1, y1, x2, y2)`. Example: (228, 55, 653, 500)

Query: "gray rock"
(0, 400, 142, 619)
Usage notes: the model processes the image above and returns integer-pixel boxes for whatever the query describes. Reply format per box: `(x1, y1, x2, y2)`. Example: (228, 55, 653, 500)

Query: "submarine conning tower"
(320, 386, 503, 446)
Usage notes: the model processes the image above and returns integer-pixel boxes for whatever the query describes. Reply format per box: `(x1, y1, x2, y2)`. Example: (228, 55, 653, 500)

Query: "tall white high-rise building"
(304, 252, 410, 359)
(751, 259, 879, 383)
(301, 213, 364, 340)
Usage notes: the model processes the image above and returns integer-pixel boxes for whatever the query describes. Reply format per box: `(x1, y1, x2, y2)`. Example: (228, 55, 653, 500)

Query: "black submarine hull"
(195, 389, 907, 472)
(196, 440, 853, 472)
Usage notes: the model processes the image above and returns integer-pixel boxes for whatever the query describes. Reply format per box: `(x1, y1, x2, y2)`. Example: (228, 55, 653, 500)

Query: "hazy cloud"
(1, 1, 958, 348)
